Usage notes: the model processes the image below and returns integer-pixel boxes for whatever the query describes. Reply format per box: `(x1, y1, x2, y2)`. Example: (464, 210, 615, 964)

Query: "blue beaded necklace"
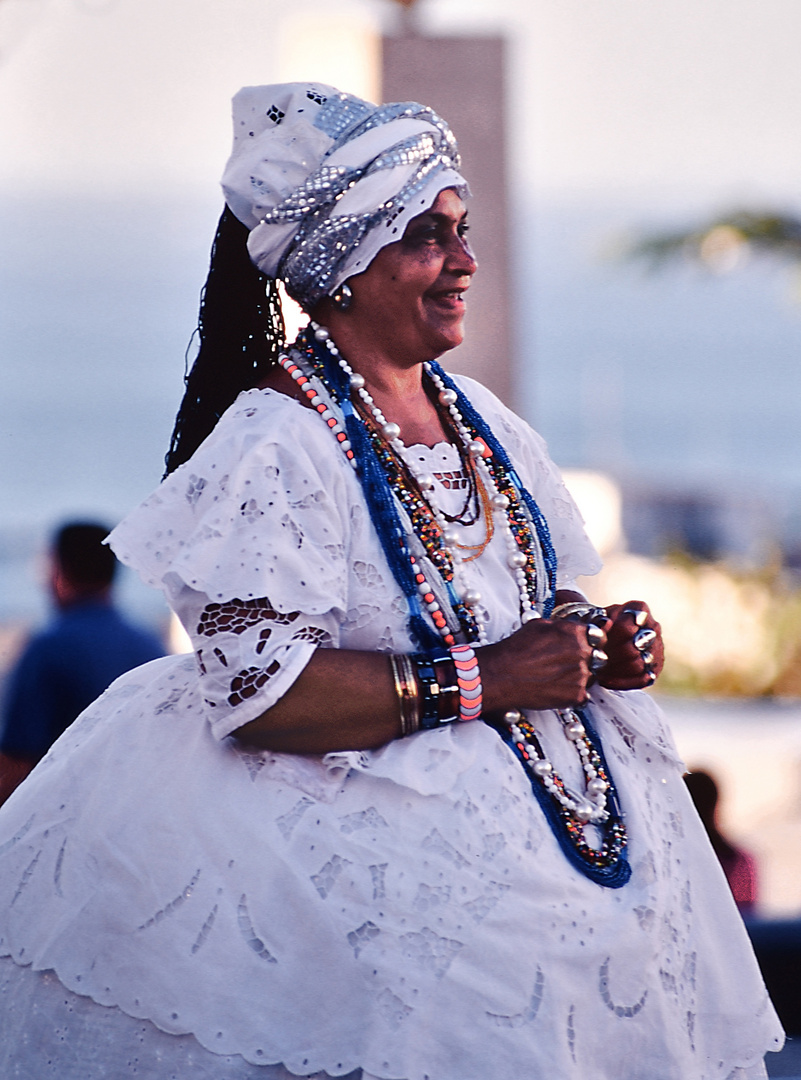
(291, 327, 630, 888)
(298, 327, 558, 638)
(428, 361, 558, 617)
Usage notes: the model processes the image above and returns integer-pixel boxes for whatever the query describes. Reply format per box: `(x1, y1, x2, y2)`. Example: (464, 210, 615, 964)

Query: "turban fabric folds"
(221, 83, 468, 310)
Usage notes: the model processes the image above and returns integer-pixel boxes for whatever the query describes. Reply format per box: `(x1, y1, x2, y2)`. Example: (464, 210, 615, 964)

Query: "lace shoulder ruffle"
(109, 390, 354, 619)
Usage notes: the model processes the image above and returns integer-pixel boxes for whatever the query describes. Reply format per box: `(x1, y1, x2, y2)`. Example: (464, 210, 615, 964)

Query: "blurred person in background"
(0, 85, 783, 1079)
(685, 768, 759, 917)
(0, 521, 164, 805)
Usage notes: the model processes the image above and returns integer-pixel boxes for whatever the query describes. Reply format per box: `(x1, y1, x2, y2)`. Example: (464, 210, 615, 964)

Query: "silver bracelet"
(551, 602, 608, 623)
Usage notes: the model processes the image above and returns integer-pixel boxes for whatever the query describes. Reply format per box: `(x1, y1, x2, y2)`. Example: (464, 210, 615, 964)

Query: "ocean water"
(0, 192, 220, 625)
(528, 203, 801, 500)
(2, 191, 800, 624)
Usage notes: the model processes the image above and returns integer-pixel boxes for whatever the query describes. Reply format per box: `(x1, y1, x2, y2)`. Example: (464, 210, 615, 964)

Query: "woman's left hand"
(596, 602, 664, 691)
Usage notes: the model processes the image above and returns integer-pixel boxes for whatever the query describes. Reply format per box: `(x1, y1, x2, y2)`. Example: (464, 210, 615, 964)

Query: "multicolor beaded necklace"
(496, 709, 631, 887)
(292, 325, 556, 635)
(279, 324, 630, 888)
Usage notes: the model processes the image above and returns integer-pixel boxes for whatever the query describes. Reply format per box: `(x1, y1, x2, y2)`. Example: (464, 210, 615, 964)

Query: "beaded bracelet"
(449, 643, 483, 721)
(389, 654, 420, 737)
(415, 655, 442, 729)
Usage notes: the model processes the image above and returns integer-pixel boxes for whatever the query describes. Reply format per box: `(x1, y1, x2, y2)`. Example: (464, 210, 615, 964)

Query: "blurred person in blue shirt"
(0, 521, 164, 804)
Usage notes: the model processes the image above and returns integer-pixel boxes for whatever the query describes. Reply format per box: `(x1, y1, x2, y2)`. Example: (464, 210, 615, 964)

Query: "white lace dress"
(0, 376, 783, 1080)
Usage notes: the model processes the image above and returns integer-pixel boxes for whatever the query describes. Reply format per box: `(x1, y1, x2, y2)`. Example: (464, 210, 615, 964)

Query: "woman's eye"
(404, 227, 438, 248)
(404, 220, 469, 246)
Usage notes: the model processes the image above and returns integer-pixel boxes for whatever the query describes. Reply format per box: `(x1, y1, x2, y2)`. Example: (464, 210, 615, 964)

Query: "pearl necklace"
(496, 707, 630, 884)
(280, 339, 465, 644)
(278, 325, 630, 886)
(425, 363, 544, 630)
(294, 323, 548, 645)
(508, 708, 610, 824)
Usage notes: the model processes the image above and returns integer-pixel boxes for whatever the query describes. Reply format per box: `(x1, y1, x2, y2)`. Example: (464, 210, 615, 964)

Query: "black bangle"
(432, 658, 460, 723)
(412, 653, 460, 729)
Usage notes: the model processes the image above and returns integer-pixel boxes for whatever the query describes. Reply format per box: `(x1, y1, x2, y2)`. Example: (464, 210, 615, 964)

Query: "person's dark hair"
(684, 769, 719, 822)
(54, 522, 116, 590)
(684, 769, 739, 864)
(164, 206, 286, 476)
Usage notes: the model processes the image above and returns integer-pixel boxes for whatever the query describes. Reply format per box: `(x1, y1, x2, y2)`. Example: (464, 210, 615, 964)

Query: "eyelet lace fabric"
(0, 377, 782, 1079)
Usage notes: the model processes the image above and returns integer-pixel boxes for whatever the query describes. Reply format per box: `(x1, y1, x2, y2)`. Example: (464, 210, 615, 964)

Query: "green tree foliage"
(626, 210, 801, 275)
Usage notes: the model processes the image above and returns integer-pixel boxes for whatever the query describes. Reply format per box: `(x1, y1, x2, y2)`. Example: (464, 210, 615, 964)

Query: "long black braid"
(163, 206, 285, 476)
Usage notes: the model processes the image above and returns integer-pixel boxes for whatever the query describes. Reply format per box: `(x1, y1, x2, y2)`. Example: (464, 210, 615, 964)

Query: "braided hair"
(164, 207, 285, 476)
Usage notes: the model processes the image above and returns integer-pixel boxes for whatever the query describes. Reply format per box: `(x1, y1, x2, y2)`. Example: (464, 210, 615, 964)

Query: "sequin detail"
(258, 99, 464, 309)
(313, 91, 374, 140)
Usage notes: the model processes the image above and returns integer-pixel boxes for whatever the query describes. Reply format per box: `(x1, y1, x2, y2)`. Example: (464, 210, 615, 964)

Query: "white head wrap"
(221, 83, 469, 310)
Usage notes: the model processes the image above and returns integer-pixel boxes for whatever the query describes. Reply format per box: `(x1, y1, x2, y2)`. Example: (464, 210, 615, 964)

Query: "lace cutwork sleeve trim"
(197, 598, 302, 638)
(227, 661, 282, 706)
(178, 586, 338, 742)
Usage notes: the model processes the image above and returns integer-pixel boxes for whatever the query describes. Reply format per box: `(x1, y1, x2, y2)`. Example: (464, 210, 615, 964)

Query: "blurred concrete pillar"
(382, 32, 513, 404)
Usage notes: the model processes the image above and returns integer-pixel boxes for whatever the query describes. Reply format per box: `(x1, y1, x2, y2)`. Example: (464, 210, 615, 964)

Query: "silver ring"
(623, 607, 648, 628)
(586, 623, 605, 647)
(589, 648, 608, 673)
(633, 627, 656, 651)
(586, 606, 609, 626)
(640, 650, 655, 669)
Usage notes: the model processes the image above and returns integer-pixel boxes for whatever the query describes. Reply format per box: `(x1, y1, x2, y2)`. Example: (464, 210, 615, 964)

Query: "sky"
(2, 0, 801, 205)
(2, 0, 801, 584)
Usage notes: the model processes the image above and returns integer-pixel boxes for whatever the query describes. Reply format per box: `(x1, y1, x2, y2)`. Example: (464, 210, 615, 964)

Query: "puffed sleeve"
(108, 390, 352, 739)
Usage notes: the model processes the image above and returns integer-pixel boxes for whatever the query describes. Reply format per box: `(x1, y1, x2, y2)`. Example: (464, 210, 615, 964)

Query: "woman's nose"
(448, 234, 478, 275)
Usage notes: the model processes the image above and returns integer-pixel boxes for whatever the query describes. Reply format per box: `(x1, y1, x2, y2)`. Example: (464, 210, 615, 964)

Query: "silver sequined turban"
(221, 83, 469, 311)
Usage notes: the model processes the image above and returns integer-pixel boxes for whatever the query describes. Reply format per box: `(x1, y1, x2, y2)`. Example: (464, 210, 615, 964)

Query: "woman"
(0, 83, 782, 1079)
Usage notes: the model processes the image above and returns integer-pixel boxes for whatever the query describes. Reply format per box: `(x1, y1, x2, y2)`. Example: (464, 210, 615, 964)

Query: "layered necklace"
(496, 709, 630, 886)
(278, 324, 630, 888)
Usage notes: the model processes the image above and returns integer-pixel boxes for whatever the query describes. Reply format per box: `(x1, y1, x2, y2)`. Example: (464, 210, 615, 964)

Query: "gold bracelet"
(389, 655, 420, 736)
(389, 654, 405, 732)
(398, 655, 421, 735)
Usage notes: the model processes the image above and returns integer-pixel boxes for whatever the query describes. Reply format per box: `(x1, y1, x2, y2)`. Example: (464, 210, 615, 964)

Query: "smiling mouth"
(428, 288, 467, 309)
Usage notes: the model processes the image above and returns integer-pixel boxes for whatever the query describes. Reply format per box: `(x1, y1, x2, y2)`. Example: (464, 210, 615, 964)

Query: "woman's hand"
(234, 619, 599, 754)
(479, 617, 602, 713)
(596, 602, 664, 691)
(235, 601, 662, 755)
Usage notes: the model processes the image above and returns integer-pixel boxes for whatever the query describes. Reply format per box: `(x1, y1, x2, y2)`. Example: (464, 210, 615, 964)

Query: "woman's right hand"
(479, 617, 604, 714)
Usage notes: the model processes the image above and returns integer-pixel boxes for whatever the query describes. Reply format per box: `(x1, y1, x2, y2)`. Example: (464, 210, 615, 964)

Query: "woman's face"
(343, 188, 477, 364)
